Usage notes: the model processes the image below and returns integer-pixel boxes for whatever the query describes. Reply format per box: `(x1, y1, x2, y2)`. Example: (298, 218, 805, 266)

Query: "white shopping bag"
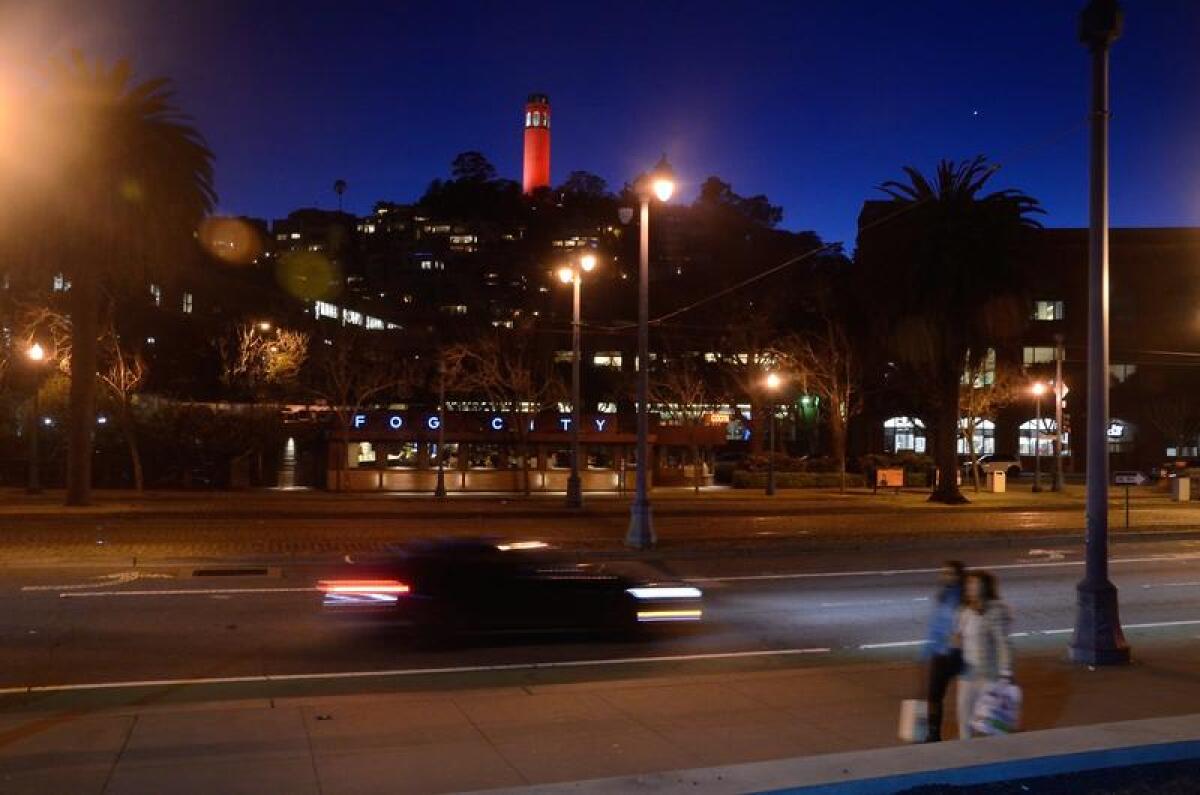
(970, 680, 1022, 736)
(898, 699, 928, 743)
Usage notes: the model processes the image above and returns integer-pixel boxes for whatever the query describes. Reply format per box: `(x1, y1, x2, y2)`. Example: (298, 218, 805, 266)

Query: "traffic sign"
(1114, 471, 1148, 486)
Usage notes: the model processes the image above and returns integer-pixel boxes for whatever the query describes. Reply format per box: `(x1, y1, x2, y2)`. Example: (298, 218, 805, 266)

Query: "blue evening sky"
(3, 1, 1197, 246)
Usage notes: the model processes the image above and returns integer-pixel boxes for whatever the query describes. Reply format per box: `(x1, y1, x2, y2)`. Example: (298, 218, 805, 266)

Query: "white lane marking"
(0, 647, 832, 696)
(1028, 548, 1068, 561)
(22, 571, 174, 592)
(1124, 619, 1200, 630)
(859, 640, 928, 649)
(1141, 581, 1200, 589)
(689, 553, 1200, 583)
(59, 587, 316, 599)
(821, 599, 904, 608)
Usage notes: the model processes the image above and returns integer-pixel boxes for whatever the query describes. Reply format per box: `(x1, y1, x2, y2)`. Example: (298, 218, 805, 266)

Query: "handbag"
(898, 698, 929, 743)
(970, 680, 1022, 736)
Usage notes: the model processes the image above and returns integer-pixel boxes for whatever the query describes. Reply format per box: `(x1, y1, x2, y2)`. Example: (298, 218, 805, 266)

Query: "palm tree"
(856, 157, 1042, 504)
(6, 56, 215, 504)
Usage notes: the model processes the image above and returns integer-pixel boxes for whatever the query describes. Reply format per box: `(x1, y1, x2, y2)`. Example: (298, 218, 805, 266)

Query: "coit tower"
(522, 93, 550, 194)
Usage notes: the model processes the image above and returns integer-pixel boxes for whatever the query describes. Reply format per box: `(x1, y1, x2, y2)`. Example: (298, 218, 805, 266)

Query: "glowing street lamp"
(559, 253, 598, 508)
(1031, 381, 1048, 493)
(25, 342, 49, 494)
(765, 372, 783, 496)
(626, 155, 675, 549)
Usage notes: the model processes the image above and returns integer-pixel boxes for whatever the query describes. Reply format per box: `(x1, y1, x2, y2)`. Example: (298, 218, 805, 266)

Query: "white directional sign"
(1113, 471, 1148, 486)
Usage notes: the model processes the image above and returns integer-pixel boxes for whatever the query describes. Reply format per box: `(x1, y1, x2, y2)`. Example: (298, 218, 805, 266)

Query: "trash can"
(987, 470, 1006, 493)
(1172, 475, 1190, 502)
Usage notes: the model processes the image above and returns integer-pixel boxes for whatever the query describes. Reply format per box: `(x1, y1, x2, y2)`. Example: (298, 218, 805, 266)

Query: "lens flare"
(199, 217, 266, 266)
(275, 250, 342, 301)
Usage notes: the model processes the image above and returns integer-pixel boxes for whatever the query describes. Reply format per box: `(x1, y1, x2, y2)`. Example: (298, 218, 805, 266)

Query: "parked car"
(962, 454, 1022, 479)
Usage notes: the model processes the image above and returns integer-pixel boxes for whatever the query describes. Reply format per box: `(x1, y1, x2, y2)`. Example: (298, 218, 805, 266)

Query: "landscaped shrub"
(732, 470, 866, 489)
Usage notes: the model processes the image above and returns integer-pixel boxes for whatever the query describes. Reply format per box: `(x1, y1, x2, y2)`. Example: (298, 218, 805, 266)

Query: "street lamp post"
(765, 372, 782, 496)
(1072, 0, 1130, 666)
(26, 343, 46, 495)
(434, 357, 447, 498)
(559, 253, 596, 509)
(1053, 334, 1066, 492)
(1032, 381, 1046, 493)
(625, 156, 675, 550)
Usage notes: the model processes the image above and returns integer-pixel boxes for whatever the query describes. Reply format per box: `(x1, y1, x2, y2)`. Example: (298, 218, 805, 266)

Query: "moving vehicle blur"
(319, 538, 703, 641)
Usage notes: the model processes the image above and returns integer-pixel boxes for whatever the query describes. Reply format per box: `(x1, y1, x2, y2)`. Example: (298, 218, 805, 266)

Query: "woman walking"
(955, 570, 1014, 739)
(923, 561, 964, 742)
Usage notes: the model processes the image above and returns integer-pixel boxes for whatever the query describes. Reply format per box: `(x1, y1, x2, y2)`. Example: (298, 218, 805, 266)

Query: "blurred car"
(962, 454, 1022, 479)
(318, 537, 703, 639)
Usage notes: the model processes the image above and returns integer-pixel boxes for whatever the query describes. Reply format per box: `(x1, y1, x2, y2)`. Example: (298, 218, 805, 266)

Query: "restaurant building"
(327, 410, 726, 493)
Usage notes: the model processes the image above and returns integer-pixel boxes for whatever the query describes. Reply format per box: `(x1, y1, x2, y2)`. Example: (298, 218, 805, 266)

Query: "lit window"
(181, 292, 193, 314)
(883, 416, 926, 453)
(314, 300, 339, 319)
(1019, 418, 1058, 457)
(52, 273, 71, 291)
(553, 350, 574, 363)
(365, 316, 384, 330)
(1022, 346, 1056, 365)
(962, 349, 996, 387)
(149, 284, 162, 306)
(1032, 300, 1064, 321)
(276, 233, 288, 241)
(957, 418, 996, 456)
(597, 402, 618, 414)
(343, 309, 364, 326)
(290, 232, 301, 240)
(592, 352, 623, 368)
(146, 336, 156, 346)
(440, 305, 468, 315)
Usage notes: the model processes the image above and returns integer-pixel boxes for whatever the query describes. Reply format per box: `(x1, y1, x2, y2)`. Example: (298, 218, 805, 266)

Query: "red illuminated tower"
(522, 93, 551, 194)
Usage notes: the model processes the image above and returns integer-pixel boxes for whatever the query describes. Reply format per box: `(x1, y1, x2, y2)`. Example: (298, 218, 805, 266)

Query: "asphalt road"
(3, 537, 1200, 694)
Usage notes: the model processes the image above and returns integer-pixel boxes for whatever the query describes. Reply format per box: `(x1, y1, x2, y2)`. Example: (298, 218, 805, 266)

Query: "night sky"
(3, 1, 1198, 247)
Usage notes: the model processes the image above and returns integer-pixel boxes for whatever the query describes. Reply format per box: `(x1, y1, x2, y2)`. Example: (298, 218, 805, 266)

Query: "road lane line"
(689, 553, 1200, 583)
(1141, 582, 1200, 589)
(1124, 619, 1200, 630)
(58, 587, 316, 599)
(0, 647, 833, 695)
(859, 640, 928, 649)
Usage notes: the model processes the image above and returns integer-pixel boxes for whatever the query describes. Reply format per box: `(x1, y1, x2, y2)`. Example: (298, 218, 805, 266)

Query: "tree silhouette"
(856, 156, 1041, 504)
(1, 55, 215, 504)
(333, 179, 347, 211)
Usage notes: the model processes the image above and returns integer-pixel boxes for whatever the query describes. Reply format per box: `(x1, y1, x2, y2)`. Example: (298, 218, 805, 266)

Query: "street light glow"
(765, 372, 782, 390)
(580, 253, 597, 272)
(1031, 381, 1048, 397)
(652, 177, 674, 202)
(557, 266, 574, 284)
(26, 343, 45, 362)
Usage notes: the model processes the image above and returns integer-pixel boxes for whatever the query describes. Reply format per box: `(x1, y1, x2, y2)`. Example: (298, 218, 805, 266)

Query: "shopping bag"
(970, 680, 1022, 736)
(898, 698, 928, 742)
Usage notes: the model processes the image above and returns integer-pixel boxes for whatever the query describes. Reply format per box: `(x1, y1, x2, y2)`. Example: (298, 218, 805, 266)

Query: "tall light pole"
(626, 156, 675, 550)
(1053, 334, 1067, 492)
(26, 343, 46, 495)
(1072, 0, 1130, 666)
(434, 356, 447, 498)
(559, 252, 597, 508)
(1031, 381, 1046, 493)
(764, 372, 782, 496)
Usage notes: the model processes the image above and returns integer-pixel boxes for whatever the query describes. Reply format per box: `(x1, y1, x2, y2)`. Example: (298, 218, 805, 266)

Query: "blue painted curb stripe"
(754, 739, 1200, 794)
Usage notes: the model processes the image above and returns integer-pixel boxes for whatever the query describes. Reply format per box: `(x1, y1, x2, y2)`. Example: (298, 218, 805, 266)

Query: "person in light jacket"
(955, 570, 1014, 739)
(922, 560, 964, 742)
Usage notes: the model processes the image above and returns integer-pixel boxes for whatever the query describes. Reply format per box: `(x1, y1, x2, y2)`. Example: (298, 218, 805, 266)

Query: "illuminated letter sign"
(490, 416, 505, 431)
(352, 414, 367, 429)
(559, 417, 571, 431)
(427, 416, 441, 430)
(594, 418, 607, 432)
(388, 415, 404, 430)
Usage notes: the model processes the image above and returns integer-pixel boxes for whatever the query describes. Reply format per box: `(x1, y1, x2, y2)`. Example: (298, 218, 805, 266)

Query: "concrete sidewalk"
(3, 645, 1200, 794)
